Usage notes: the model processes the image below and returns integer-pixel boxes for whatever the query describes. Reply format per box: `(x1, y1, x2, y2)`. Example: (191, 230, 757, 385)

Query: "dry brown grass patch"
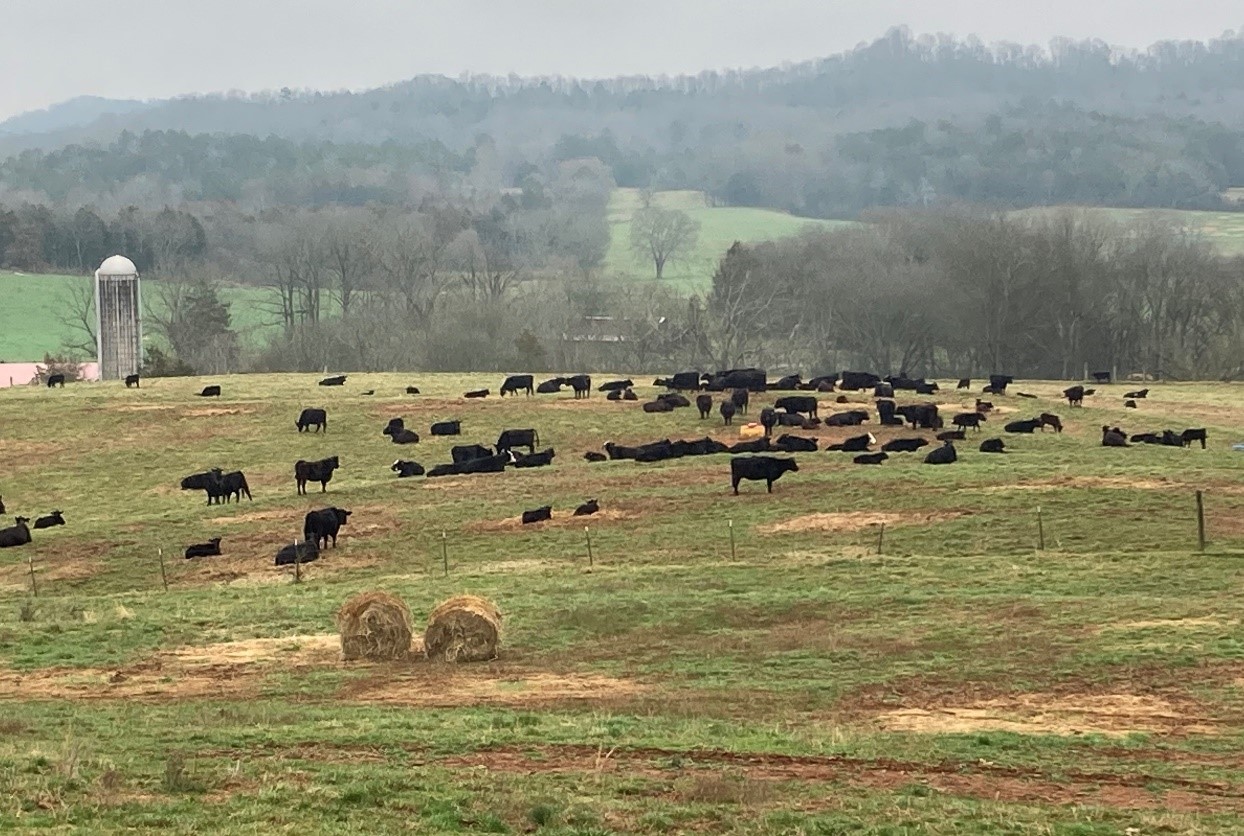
(759, 510, 967, 534)
(467, 507, 636, 532)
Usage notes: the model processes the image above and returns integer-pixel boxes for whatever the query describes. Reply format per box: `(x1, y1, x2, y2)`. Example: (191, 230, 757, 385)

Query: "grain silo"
(94, 255, 142, 381)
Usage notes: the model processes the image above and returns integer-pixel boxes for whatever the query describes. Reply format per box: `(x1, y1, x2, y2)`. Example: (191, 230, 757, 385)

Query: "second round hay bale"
(336, 591, 414, 661)
(424, 595, 502, 662)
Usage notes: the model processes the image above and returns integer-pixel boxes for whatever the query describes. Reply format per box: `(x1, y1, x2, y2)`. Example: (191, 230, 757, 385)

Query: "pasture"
(1, 373, 1243, 833)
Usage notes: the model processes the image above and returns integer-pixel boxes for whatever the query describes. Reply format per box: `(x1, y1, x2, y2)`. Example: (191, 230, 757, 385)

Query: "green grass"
(1013, 206, 1244, 256)
(1, 373, 1243, 831)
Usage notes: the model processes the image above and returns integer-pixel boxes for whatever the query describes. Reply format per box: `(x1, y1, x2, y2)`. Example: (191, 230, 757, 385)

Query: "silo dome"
(96, 254, 138, 276)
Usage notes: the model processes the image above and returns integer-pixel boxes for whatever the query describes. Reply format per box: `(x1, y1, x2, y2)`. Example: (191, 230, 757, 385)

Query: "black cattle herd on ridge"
(0, 369, 1210, 564)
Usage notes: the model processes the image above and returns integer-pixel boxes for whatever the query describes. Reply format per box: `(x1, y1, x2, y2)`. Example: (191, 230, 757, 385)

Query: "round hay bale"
(738, 422, 765, 439)
(336, 591, 414, 661)
(424, 595, 502, 663)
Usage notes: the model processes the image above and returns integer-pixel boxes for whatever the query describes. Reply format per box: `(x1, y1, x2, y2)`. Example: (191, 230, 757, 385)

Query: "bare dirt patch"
(340, 669, 645, 708)
(875, 693, 1216, 737)
(107, 404, 175, 413)
(181, 407, 255, 418)
(467, 507, 638, 533)
(759, 510, 967, 535)
(980, 475, 1177, 492)
(1107, 616, 1237, 631)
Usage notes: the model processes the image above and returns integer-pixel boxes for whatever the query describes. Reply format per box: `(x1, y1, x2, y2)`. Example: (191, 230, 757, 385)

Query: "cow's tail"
(533, 429, 540, 448)
(240, 476, 252, 501)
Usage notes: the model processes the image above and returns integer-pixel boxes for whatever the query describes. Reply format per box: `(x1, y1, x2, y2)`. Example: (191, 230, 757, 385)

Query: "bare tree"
(58, 282, 98, 357)
(629, 207, 701, 279)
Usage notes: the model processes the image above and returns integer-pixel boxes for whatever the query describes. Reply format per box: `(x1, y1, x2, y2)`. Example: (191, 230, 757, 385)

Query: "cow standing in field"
(181, 469, 251, 505)
(496, 429, 539, 455)
(125, 374, 140, 388)
(696, 394, 713, 419)
(730, 456, 798, 495)
(296, 408, 327, 433)
(46, 374, 65, 388)
(720, 400, 736, 426)
(1182, 428, 1208, 449)
(295, 456, 340, 494)
(304, 507, 351, 548)
(500, 375, 534, 397)
(567, 374, 591, 399)
(731, 388, 749, 415)
(775, 395, 818, 418)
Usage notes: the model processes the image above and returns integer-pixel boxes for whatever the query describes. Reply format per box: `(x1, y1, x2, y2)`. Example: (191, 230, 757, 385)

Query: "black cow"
(305, 507, 351, 548)
(1016, 392, 1038, 399)
(603, 441, 641, 460)
(989, 374, 1014, 391)
(924, 441, 958, 464)
(125, 374, 140, 388)
(696, 394, 713, 419)
(1004, 419, 1042, 434)
(361, 390, 375, 396)
(184, 538, 222, 559)
(567, 374, 591, 399)
(839, 371, 881, 391)
(730, 388, 749, 414)
(980, 438, 1007, 454)
(655, 371, 703, 391)
(658, 393, 692, 408)
(295, 456, 340, 494)
(522, 506, 552, 524)
(0, 518, 31, 548)
(875, 400, 903, 427)
(607, 389, 623, 401)
(873, 383, 895, 398)
(720, 400, 737, 425)
(1125, 388, 1149, 399)
(406, 386, 421, 395)
(896, 404, 941, 430)
(882, 437, 928, 453)
(33, 511, 65, 529)
(772, 374, 802, 390)
(1182, 428, 1208, 449)
(430, 420, 461, 436)
(1091, 371, 1112, 384)
(975, 399, 994, 413)
(537, 377, 565, 394)
(775, 395, 818, 418)
(729, 438, 772, 454)
(759, 407, 778, 437)
(46, 373, 65, 388)
(1130, 432, 1164, 445)
(513, 448, 556, 468)
(496, 428, 539, 455)
(181, 469, 251, 505)
(776, 411, 815, 428)
(274, 540, 319, 566)
(318, 375, 347, 386)
(957, 378, 971, 390)
(854, 452, 889, 465)
(774, 434, 818, 453)
(500, 374, 534, 397)
(390, 428, 420, 445)
(0, 497, 4, 514)
(805, 374, 839, 392)
(1102, 426, 1130, 447)
(382, 417, 405, 436)
(215, 470, 252, 503)
(452, 444, 493, 463)
(824, 409, 871, 427)
(1125, 399, 1138, 409)
(465, 389, 489, 398)
(296, 408, 327, 433)
(937, 430, 966, 441)
(827, 433, 876, 452)
(705, 369, 768, 392)
(730, 456, 798, 494)
(391, 460, 425, 477)
(1064, 385, 1087, 407)
(573, 499, 599, 516)
(198, 385, 221, 397)
(598, 379, 634, 392)
(623, 389, 638, 401)
(1040, 413, 1063, 433)
(953, 412, 986, 431)
(583, 451, 607, 462)
(643, 400, 674, 413)
(428, 452, 512, 477)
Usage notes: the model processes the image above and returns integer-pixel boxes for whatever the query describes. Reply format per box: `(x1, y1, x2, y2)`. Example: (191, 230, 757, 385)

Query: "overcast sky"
(1, 0, 1241, 119)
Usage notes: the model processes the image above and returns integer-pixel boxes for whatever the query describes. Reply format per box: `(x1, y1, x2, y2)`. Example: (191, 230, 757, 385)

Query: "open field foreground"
(1, 373, 1244, 833)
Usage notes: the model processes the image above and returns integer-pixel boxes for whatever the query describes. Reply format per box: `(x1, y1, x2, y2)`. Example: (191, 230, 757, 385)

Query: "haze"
(1, 0, 1240, 120)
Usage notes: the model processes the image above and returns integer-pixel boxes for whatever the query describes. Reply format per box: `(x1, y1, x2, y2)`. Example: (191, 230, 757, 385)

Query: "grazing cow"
(390, 428, 420, 445)
(391, 459, 425, 477)
(496, 428, 539, 455)
(772, 374, 803, 390)
(296, 408, 327, 433)
(854, 452, 889, 465)
(731, 388, 749, 414)
(839, 371, 881, 391)
(775, 395, 818, 418)
(318, 375, 347, 386)
(696, 394, 713, 419)
(1102, 426, 1130, 447)
(1004, 419, 1042, 434)
(464, 389, 489, 398)
(198, 385, 221, 397)
(980, 438, 1007, 453)
(957, 378, 971, 390)
(1125, 388, 1149, 399)
(305, 507, 351, 548)
(295, 456, 340, 494)
(274, 540, 319, 566)
(827, 433, 876, 452)
(773, 434, 818, 453)
(583, 451, 607, 462)
(33, 511, 65, 529)
(1064, 385, 1087, 407)
(975, 399, 994, 413)
(759, 407, 778, 437)
(937, 429, 966, 441)
(953, 412, 986, 431)
(896, 404, 940, 430)
(125, 374, 140, 388)
(452, 444, 493, 463)
(522, 506, 552, 524)
(598, 378, 634, 392)
(573, 499, 599, 516)
(882, 437, 928, 453)
(730, 456, 799, 495)
(184, 538, 222, 559)
(0, 518, 32, 548)
(1182, 428, 1208, 449)
(430, 420, 461, 436)
(406, 386, 421, 395)
(642, 399, 673, 413)
(720, 400, 737, 425)
(658, 393, 692, 408)
(1125, 399, 1138, 409)
(46, 373, 65, 388)
(924, 441, 958, 465)
(536, 377, 565, 394)
(513, 448, 556, 468)
(1091, 371, 1112, 384)
(567, 374, 591, 399)
(1040, 413, 1063, 433)
(729, 438, 772, 454)
(500, 374, 534, 397)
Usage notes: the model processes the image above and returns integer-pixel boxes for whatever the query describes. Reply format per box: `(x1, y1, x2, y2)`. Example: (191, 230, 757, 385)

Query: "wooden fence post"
(1196, 490, 1206, 552)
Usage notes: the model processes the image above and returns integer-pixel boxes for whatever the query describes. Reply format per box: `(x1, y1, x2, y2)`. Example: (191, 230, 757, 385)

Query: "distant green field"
(0, 272, 282, 361)
(1013, 206, 1244, 256)
(604, 189, 849, 291)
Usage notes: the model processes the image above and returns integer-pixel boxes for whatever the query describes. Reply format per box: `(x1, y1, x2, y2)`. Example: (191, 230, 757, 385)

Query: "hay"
(739, 423, 765, 439)
(336, 591, 414, 662)
(424, 595, 502, 663)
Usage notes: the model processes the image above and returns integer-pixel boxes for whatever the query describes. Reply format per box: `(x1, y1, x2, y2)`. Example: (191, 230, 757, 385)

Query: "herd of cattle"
(0, 369, 1213, 561)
